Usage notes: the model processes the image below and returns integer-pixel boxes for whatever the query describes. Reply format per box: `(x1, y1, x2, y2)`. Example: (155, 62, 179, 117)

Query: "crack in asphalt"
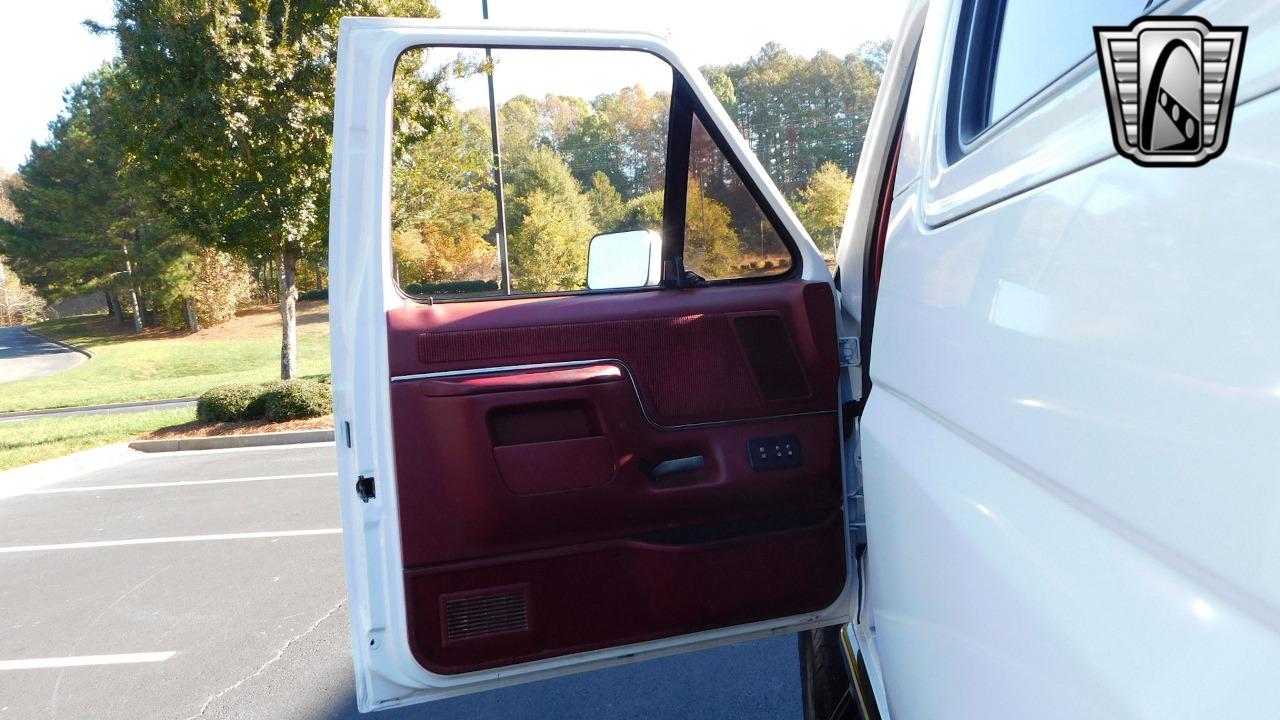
(183, 598, 346, 720)
(49, 564, 174, 720)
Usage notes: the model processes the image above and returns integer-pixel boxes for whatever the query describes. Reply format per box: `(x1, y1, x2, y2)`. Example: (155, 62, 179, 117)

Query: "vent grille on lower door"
(443, 587, 530, 642)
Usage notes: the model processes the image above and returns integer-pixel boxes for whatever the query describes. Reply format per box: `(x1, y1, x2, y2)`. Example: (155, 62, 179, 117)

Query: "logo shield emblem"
(1095, 17, 1246, 166)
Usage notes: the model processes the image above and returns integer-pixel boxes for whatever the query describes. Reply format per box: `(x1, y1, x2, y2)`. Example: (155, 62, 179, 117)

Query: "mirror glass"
(586, 230, 662, 290)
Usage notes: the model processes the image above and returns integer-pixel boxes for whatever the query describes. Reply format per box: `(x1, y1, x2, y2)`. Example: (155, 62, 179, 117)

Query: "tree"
(795, 162, 853, 253)
(683, 179, 741, 279)
(392, 103, 497, 285)
(0, 69, 188, 332)
(151, 247, 256, 330)
(505, 146, 593, 238)
(0, 171, 44, 326)
(704, 68, 738, 115)
(562, 85, 669, 197)
(701, 41, 886, 194)
(623, 189, 664, 232)
(0, 169, 17, 221)
(508, 189, 596, 293)
(504, 147, 596, 292)
(855, 39, 892, 77)
(585, 172, 627, 233)
(619, 183, 738, 279)
(105, 0, 441, 378)
(0, 260, 46, 327)
(0, 170, 45, 327)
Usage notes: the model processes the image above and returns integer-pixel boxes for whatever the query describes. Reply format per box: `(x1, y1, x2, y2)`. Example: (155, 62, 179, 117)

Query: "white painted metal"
(328, 20, 848, 712)
(851, 0, 1280, 716)
(833, 2, 932, 717)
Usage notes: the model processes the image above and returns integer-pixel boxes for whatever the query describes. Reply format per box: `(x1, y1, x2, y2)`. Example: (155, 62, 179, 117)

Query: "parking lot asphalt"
(0, 327, 85, 384)
(0, 442, 802, 719)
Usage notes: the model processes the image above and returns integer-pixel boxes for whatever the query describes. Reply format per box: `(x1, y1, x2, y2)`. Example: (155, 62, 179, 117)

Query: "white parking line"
(0, 528, 342, 554)
(0, 651, 176, 671)
(18, 472, 337, 496)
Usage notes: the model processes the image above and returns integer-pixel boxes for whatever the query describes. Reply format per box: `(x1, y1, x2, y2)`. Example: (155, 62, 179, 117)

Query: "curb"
(0, 397, 199, 421)
(129, 428, 334, 453)
(25, 327, 94, 358)
(0, 443, 141, 498)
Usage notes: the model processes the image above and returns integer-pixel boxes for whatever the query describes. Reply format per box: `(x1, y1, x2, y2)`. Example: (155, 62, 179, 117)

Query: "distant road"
(0, 397, 198, 424)
(0, 326, 86, 383)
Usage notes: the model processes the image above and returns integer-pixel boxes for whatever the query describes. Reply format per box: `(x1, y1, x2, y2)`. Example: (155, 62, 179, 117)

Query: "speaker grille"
(443, 588, 529, 642)
(734, 314, 810, 401)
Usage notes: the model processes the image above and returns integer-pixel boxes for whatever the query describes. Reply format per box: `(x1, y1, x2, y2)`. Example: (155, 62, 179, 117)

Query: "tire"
(798, 626, 858, 720)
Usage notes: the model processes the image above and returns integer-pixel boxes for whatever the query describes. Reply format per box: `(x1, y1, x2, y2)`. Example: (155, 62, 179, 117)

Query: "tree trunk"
(184, 298, 201, 334)
(128, 286, 144, 333)
(278, 246, 298, 380)
(0, 261, 12, 327)
(108, 292, 125, 324)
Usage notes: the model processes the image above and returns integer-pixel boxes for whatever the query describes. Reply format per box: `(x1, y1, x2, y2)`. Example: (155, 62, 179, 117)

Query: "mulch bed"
(136, 414, 334, 440)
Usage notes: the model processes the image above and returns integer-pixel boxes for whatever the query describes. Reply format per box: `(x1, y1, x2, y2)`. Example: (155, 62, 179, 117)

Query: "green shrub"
(262, 379, 332, 421)
(298, 287, 329, 301)
(197, 379, 332, 423)
(197, 383, 270, 422)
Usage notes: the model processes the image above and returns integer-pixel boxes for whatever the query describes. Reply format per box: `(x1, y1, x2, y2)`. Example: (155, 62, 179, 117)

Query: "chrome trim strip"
(840, 625, 881, 720)
(390, 358, 609, 383)
(390, 358, 833, 431)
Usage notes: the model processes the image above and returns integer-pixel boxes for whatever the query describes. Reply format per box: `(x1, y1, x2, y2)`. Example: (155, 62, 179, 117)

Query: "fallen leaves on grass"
(136, 414, 334, 440)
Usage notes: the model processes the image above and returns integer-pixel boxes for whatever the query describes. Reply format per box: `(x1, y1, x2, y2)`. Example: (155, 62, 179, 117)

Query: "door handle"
(642, 455, 705, 479)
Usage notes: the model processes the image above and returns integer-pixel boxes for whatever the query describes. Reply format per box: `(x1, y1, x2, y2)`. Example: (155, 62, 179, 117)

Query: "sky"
(0, 0, 907, 173)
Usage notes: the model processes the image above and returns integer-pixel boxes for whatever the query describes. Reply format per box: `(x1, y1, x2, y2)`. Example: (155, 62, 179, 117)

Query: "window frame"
(947, 0, 1167, 162)
(945, 0, 1006, 161)
(390, 44, 803, 304)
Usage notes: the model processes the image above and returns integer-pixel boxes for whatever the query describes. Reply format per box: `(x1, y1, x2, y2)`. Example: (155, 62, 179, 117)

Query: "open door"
(329, 19, 854, 712)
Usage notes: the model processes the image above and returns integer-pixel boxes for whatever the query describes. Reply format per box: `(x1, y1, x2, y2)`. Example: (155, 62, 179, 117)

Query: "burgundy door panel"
(390, 372, 841, 566)
(492, 435, 616, 495)
(388, 281, 839, 426)
(388, 280, 846, 674)
(405, 511, 847, 674)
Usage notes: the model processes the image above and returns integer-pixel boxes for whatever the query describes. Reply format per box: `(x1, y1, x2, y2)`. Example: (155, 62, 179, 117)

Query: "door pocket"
(492, 436, 617, 495)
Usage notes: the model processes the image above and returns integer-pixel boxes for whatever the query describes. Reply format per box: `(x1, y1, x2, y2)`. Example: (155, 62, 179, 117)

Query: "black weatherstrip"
(661, 75, 695, 287)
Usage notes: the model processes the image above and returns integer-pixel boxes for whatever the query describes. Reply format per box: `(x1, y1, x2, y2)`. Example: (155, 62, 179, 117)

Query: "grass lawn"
(0, 301, 330, 413)
(0, 406, 197, 471)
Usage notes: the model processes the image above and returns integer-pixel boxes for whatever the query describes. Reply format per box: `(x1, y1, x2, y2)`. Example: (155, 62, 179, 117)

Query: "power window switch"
(747, 435, 803, 471)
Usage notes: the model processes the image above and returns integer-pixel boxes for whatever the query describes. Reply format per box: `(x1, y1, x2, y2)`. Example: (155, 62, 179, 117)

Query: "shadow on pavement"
(320, 633, 803, 720)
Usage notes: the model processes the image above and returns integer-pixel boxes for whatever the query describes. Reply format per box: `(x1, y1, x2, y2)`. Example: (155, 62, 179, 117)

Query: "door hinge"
(838, 336, 861, 368)
(356, 475, 375, 503)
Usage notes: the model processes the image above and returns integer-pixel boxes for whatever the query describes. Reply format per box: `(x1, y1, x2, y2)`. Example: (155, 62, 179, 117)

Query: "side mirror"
(586, 230, 663, 290)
